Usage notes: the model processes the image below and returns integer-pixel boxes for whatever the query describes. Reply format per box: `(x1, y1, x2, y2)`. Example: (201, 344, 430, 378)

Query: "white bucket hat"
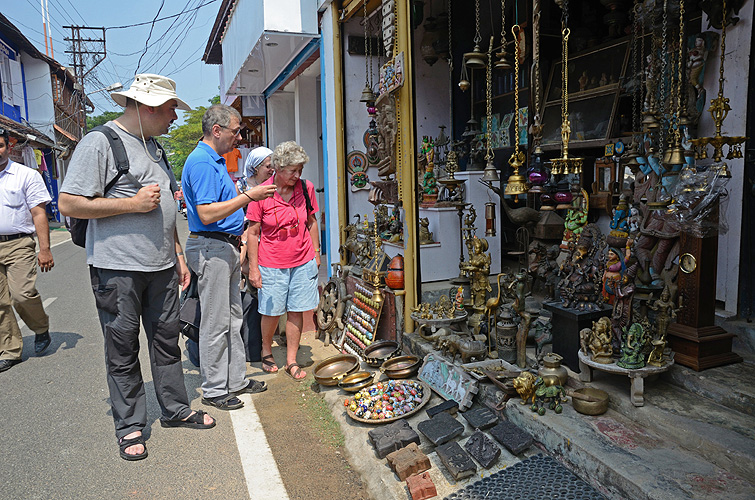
(111, 73, 191, 111)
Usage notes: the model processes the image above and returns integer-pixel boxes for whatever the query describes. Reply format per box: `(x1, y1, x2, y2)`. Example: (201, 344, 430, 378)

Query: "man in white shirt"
(0, 128, 54, 372)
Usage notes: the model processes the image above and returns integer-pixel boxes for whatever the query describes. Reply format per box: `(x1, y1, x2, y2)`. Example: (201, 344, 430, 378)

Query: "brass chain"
(659, 0, 669, 154)
(561, 26, 570, 158)
(500, 0, 507, 48)
(396, 94, 403, 201)
(485, 36, 494, 161)
(474, 0, 481, 44)
(447, 0, 453, 71)
(632, 1, 641, 133)
(532, 2, 541, 126)
(673, 0, 685, 143)
(512, 25, 522, 154)
(719, 0, 727, 100)
(364, 1, 370, 89)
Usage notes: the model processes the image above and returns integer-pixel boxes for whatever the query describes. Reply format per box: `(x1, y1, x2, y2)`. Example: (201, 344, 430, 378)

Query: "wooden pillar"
(331, 4, 349, 266)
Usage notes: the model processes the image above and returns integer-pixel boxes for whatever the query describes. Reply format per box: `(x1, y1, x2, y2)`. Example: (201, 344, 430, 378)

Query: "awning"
(54, 124, 78, 143)
(0, 115, 56, 149)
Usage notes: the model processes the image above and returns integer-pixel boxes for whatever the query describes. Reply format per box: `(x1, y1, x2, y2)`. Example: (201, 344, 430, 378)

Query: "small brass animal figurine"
(513, 371, 537, 404)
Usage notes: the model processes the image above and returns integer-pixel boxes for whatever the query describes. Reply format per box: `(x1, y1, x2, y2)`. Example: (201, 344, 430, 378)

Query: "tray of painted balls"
(344, 380, 430, 424)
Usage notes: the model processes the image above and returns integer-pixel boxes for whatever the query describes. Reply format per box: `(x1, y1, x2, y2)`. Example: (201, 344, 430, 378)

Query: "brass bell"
(482, 159, 500, 182)
(714, 162, 732, 178)
(494, 51, 512, 70)
(504, 173, 528, 199)
(464, 44, 487, 69)
(458, 79, 470, 91)
(663, 145, 686, 170)
(359, 85, 376, 104)
(642, 112, 660, 131)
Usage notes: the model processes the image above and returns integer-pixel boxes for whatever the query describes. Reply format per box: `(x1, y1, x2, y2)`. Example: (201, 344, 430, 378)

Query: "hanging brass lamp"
(482, 36, 500, 183)
(464, 0, 487, 69)
(503, 25, 528, 201)
(494, 0, 512, 69)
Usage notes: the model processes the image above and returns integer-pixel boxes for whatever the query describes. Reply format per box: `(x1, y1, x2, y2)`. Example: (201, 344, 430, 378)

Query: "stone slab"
(460, 406, 498, 430)
(418, 353, 478, 410)
(489, 420, 533, 455)
(368, 419, 421, 459)
(463, 430, 501, 469)
(426, 399, 459, 418)
(417, 411, 465, 446)
(436, 441, 476, 481)
(406, 471, 437, 500)
(386, 442, 431, 481)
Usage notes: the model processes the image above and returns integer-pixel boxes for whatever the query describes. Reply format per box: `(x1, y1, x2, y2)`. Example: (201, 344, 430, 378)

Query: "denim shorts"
(257, 259, 319, 316)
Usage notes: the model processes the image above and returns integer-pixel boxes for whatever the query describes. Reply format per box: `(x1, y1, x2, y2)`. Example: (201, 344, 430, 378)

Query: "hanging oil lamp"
(359, 2, 376, 108)
(549, 3, 583, 177)
(689, 0, 746, 178)
(554, 178, 573, 209)
(620, 1, 643, 176)
(527, 148, 549, 193)
(503, 25, 528, 202)
(494, 0, 512, 70)
(458, 57, 471, 91)
(464, 0, 487, 69)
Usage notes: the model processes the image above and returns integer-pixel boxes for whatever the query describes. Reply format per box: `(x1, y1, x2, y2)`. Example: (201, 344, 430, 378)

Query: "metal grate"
(444, 454, 605, 500)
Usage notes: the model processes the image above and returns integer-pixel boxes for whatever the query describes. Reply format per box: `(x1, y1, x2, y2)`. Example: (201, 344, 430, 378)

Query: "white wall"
(20, 54, 55, 140)
(267, 91, 295, 146)
(294, 70, 324, 212)
(699, 4, 753, 313)
(412, 21, 452, 145)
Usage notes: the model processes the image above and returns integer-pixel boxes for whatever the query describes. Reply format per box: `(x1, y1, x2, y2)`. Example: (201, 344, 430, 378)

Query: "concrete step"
(661, 353, 755, 417)
(503, 397, 755, 500)
(576, 369, 755, 482)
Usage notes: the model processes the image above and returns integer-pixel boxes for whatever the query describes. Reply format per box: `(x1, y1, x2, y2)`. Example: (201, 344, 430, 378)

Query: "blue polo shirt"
(182, 142, 244, 235)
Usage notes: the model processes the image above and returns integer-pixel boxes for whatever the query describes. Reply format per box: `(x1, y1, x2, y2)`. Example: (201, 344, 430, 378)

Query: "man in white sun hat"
(59, 74, 216, 462)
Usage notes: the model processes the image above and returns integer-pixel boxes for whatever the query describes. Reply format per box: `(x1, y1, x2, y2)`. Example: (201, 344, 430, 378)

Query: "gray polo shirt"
(61, 121, 178, 272)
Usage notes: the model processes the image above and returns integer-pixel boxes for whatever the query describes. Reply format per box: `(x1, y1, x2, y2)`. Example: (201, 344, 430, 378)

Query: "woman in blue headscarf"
(237, 146, 274, 194)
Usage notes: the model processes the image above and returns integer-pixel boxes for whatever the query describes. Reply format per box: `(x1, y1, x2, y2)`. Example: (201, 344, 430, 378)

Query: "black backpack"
(67, 126, 176, 247)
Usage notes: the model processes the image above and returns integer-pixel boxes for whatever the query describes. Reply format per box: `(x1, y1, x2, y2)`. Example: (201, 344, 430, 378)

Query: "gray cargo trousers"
(90, 266, 192, 440)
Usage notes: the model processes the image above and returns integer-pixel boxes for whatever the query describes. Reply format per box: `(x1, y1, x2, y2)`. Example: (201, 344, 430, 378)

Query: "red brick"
(406, 471, 437, 500)
(386, 442, 431, 481)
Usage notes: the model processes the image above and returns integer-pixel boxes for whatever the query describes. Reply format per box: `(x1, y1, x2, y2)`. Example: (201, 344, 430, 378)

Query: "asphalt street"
(0, 219, 252, 499)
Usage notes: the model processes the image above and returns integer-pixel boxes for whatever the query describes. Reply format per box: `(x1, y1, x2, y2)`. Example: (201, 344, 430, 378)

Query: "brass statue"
(461, 237, 491, 311)
(617, 323, 649, 369)
(418, 217, 434, 245)
(647, 285, 682, 342)
(502, 269, 532, 368)
(579, 317, 613, 364)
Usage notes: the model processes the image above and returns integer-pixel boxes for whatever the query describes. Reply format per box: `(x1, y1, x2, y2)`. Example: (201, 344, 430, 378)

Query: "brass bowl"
(313, 354, 360, 386)
(338, 371, 376, 392)
(572, 388, 610, 415)
(380, 355, 422, 379)
(363, 340, 400, 368)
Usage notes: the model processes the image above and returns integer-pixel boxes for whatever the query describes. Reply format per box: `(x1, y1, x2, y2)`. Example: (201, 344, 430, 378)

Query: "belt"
(0, 233, 33, 243)
(189, 231, 241, 247)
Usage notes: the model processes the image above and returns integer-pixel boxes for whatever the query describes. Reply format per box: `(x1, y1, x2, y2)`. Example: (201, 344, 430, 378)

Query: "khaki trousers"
(0, 235, 49, 360)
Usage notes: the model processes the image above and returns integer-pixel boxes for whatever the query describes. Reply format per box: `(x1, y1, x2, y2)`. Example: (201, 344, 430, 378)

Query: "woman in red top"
(246, 141, 320, 380)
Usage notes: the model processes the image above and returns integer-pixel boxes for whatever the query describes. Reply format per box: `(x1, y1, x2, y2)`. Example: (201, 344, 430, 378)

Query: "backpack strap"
(154, 138, 180, 194)
(301, 178, 314, 215)
(91, 125, 143, 195)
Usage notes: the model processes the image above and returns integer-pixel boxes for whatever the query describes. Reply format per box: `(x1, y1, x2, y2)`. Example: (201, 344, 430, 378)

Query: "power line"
(135, 0, 165, 75)
(104, 0, 219, 30)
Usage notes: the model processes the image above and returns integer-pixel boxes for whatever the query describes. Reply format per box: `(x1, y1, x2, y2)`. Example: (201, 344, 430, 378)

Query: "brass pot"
(363, 340, 400, 368)
(380, 355, 422, 379)
(571, 388, 609, 415)
(313, 354, 360, 386)
(338, 371, 376, 392)
(539, 352, 569, 386)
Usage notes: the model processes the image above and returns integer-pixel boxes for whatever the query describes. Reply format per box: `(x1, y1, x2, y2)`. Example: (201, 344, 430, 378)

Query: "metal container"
(338, 371, 376, 392)
(571, 388, 609, 415)
(496, 307, 518, 363)
(380, 355, 422, 379)
(313, 354, 360, 386)
(539, 352, 569, 387)
(363, 340, 400, 368)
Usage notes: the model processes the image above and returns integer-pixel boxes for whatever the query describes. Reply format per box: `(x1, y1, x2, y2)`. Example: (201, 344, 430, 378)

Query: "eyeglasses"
(220, 125, 242, 136)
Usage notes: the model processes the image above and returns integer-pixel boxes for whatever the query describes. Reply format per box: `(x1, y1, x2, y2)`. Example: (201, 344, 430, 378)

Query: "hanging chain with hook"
(500, 0, 507, 51)
(447, 0, 453, 72)
(631, 0, 641, 134)
(673, 0, 685, 144)
(485, 36, 495, 162)
(474, 0, 482, 45)
(658, 0, 669, 154)
(510, 24, 524, 167)
(532, 0, 542, 137)
(363, 1, 370, 90)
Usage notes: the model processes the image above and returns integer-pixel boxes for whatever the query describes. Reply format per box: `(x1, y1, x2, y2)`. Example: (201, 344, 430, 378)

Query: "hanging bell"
(458, 79, 471, 91)
(464, 44, 487, 69)
(503, 172, 528, 199)
(621, 142, 642, 173)
(494, 51, 512, 70)
(359, 85, 376, 104)
(482, 159, 500, 182)
(663, 145, 686, 170)
(714, 162, 733, 178)
(641, 112, 660, 132)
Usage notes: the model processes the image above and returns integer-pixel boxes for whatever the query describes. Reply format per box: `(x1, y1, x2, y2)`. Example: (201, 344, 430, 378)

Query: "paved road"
(0, 219, 257, 499)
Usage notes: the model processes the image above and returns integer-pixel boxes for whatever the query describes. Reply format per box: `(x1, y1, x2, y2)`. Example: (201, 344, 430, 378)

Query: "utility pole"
(63, 26, 107, 134)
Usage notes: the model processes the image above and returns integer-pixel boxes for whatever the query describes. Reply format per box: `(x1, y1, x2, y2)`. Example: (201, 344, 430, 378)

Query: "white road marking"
(230, 394, 289, 499)
(16, 297, 57, 330)
(51, 238, 70, 249)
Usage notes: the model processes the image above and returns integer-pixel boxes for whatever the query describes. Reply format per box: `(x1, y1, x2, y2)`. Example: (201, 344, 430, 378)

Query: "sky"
(3, 0, 222, 121)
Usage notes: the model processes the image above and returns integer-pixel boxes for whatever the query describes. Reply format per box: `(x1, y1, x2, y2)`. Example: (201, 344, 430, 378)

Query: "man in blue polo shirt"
(182, 104, 275, 410)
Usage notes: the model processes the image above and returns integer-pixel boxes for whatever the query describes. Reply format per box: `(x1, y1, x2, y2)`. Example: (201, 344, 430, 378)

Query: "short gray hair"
(272, 141, 310, 169)
(202, 104, 241, 135)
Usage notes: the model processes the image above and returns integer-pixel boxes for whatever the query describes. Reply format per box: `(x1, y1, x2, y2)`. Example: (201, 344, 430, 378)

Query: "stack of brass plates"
(314, 354, 359, 386)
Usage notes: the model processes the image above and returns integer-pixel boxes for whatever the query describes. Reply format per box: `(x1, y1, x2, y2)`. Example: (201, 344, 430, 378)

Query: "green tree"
(162, 96, 220, 177)
(86, 111, 121, 131)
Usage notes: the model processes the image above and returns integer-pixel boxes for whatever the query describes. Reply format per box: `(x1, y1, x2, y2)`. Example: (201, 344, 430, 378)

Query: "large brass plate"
(345, 380, 431, 424)
(381, 355, 422, 379)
